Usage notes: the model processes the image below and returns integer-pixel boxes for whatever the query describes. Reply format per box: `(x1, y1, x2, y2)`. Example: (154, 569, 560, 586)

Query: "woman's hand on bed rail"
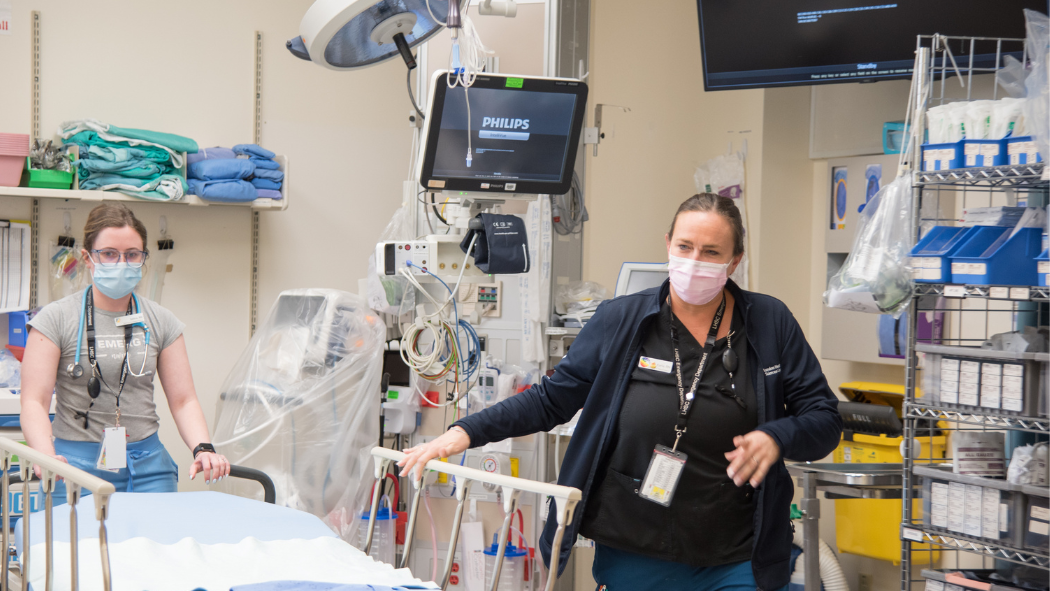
(32, 455, 68, 481)
(398, 427, 471, 482)
(190, 451, 231, 484)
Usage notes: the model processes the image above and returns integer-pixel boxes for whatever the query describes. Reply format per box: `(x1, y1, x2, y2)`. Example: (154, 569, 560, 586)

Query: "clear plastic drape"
(212, 289, 385, 542)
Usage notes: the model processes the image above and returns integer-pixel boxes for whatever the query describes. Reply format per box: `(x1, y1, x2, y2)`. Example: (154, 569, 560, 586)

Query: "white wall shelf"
(0, 155, 289, 211)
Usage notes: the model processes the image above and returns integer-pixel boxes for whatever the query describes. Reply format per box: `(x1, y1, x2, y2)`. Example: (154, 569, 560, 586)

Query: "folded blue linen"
(188, 179, 258, 202)
(250, 178, 282, 190)
(188, 158, 255, 181)
(251, 168, 284, 182)
(256, 189, 282, 199)
(234, 143, 276, 159)
(250, 157, 281, 170)
(186, 146, 237, 165)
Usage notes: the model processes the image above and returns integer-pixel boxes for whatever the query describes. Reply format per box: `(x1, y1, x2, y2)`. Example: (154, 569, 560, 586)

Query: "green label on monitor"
(386, 390, 399, 400)
(506, 78, 524, 88)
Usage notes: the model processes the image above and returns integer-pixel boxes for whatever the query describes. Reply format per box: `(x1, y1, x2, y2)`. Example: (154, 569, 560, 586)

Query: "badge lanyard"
(77, 289, 135, 430)
(669, 293, 727, 452)
(637, 293, 726, 507)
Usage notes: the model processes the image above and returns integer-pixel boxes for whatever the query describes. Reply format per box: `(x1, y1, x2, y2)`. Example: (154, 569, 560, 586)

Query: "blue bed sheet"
(16, 491, 337, 557)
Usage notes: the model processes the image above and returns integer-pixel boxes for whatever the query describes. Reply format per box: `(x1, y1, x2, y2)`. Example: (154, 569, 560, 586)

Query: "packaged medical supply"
(952, 432, 1005, 478)
(1023, 9, 1050, 165)
(1025, 495, 1049, 552)
(824, 175, 913, 317)
(1007, 442, 1049, 486)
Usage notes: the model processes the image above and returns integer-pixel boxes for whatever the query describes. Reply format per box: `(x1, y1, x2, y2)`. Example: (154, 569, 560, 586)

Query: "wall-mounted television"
(697, 1, 1047, 91)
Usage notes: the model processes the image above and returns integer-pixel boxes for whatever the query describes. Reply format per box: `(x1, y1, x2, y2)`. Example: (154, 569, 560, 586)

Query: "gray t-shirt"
(28, 289, 185, 442)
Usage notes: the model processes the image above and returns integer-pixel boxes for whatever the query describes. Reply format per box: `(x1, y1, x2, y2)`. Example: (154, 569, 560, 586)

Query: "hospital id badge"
(638, 445, 686, 506)
(96, 427, 127, 472)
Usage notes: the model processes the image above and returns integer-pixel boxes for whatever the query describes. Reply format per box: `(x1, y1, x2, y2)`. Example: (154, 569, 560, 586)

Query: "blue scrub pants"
(41, 433, 178, 508)
(593, 544, 788, 591)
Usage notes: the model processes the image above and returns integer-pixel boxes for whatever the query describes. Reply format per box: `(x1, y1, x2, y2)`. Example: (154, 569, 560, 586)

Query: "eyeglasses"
(90, 249, 149, 267)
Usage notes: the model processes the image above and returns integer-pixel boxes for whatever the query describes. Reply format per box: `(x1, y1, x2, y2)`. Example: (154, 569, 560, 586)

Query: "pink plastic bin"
(0, 133, 30, 187)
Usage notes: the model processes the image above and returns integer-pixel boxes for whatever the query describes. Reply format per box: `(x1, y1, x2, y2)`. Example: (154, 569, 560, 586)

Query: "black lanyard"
(79, 289, 135, 429)
(668, 293, 726, 450)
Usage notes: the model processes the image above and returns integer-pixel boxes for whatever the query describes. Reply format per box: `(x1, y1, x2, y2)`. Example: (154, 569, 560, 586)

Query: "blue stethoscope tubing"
(67, 290, 150, 378)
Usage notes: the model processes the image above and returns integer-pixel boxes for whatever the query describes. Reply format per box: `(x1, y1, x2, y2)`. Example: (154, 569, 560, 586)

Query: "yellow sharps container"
(833, 382, 946, 564)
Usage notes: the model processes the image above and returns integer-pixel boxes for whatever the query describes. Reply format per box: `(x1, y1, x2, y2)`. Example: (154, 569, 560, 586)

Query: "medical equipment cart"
(899, 34, 1050, 591)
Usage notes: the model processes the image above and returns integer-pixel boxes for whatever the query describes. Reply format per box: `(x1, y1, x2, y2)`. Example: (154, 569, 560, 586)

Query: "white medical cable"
(446, 234, 477, 305)
(425, 0, 446, 27)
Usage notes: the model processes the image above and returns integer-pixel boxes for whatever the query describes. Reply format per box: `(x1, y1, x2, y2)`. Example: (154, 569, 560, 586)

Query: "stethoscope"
(66, 289, 151, 380)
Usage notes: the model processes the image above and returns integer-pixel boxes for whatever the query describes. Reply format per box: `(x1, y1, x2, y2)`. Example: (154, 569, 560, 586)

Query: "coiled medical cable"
(552, 171, 587, 235)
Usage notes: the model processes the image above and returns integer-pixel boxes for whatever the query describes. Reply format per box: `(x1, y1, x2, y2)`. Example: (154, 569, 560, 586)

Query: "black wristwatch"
(193, 443, 216, 458)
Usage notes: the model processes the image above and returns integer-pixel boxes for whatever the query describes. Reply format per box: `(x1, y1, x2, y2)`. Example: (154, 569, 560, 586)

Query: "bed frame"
(0, 437, 274, 591)
(364, 447, 582, 591)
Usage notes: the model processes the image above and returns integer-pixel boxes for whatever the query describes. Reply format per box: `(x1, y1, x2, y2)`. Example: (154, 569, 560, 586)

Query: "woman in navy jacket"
(400, 194, 842, 591)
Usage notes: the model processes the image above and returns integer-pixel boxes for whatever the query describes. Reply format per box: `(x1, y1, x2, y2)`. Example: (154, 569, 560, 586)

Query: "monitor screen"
(615, 263, 669, 297)
(418, 72, 588, 195)
(697, 1, 1045, 91)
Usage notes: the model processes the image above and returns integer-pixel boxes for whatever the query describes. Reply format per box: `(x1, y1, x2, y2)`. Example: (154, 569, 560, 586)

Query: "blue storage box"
(1038, 248, 1049, 286)
(883, 121, 906, 154)
(6, 312, 27, 348)
(910, 226, 978, 283)
(922, 142, 964, 171)
(949, 227, 1042, 286)
(961, 139, 1008, 167)
(1006, 136, 1043, 165)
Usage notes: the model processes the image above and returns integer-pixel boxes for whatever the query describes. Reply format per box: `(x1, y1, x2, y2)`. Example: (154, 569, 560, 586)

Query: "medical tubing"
(791, 528, 850, 591)
(407, 68, 425, 121)
(425, 0, 447, 27)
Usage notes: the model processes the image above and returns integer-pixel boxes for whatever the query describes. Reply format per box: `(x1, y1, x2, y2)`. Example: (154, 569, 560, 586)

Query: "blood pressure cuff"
(460, 213, 531, 275)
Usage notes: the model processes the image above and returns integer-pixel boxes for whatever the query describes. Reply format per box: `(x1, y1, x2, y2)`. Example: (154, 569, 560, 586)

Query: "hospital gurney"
(363, 448, 583, 591)
(1, 437, 435, 591)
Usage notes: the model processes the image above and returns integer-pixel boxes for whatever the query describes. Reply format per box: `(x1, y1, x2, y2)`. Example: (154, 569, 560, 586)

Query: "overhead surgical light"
(288, 0, 468, 71)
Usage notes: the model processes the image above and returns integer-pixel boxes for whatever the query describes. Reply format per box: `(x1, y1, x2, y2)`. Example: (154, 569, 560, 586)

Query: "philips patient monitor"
(417, 71, 588, 196)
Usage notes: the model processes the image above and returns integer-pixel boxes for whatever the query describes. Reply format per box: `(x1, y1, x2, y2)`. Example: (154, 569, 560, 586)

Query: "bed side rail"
(0, 436, 118, 591)
(228, 465, 276, 504)
(366, 447, 581, 591)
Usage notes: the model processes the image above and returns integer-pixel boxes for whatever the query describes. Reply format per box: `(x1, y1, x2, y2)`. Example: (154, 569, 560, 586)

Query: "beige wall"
(583, 0, 765, 294)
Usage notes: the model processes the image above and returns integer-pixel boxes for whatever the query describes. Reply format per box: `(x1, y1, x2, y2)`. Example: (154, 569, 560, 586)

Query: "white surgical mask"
(667, 255, 729, 305)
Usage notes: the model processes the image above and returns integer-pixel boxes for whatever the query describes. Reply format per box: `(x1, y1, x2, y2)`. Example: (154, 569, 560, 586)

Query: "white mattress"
(17, 492, 437, 591)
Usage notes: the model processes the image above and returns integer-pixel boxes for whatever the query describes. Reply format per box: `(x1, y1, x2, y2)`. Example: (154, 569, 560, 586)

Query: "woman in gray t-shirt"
(20, 204, 230, 502)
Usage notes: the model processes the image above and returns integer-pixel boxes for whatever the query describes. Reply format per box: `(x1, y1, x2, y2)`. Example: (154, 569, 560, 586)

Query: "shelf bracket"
(249, 31, 263, 336)
(28, 12, 41, 309)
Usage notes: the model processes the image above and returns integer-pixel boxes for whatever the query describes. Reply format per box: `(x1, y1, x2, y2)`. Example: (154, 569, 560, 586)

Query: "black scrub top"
(580, 297, 759, 567)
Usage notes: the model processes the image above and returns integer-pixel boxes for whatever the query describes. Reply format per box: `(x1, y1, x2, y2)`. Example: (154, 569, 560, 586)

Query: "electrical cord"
(417, 190, 435, 235)
(552, 171, 587, 235)
(407, 67, 425, 123)
(430, 192, 449, 226)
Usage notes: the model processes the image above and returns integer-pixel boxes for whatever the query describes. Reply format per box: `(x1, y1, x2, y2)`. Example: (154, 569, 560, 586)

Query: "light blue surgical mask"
(92, 263, 142, 299)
